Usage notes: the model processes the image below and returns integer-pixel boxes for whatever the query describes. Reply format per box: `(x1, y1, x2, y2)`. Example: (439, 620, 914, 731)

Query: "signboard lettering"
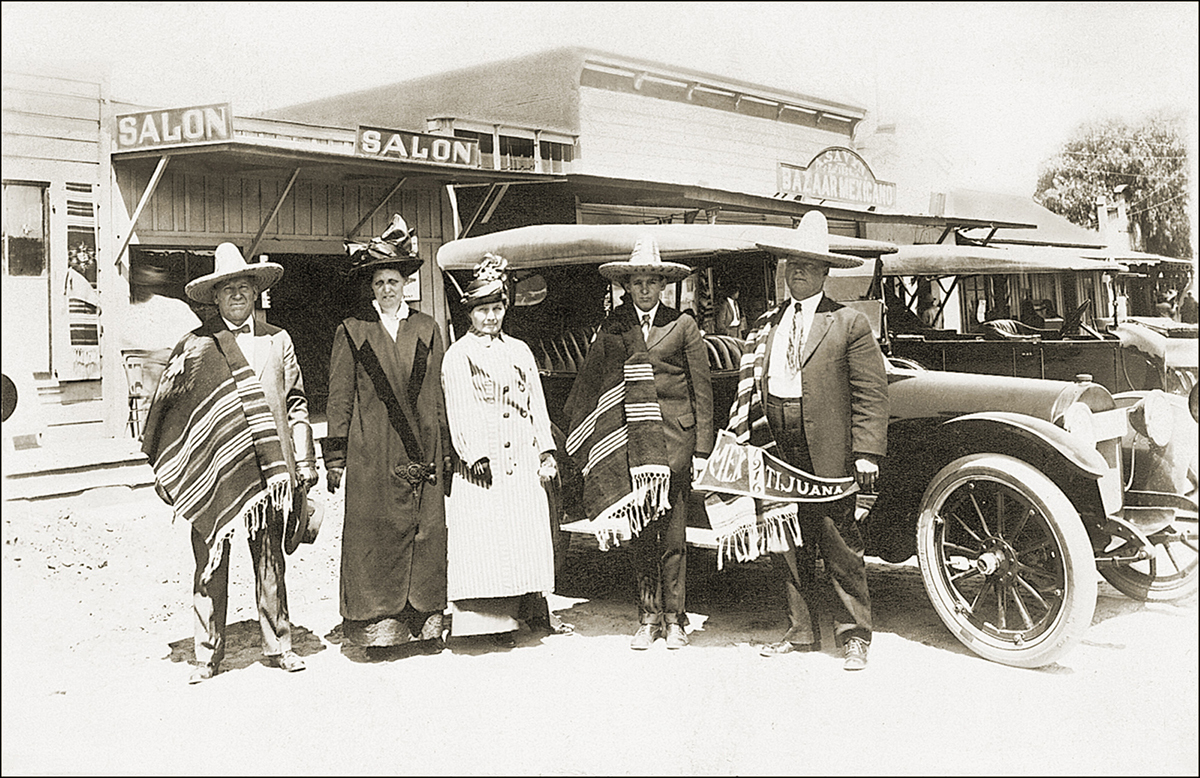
(777, 146, 896, 208)
(115, 104, 233, 150)
(695, 430, 857, 503)
(356, 126, 480, 167)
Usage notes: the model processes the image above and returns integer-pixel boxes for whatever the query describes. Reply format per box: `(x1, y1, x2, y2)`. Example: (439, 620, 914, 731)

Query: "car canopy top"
(437, 222, 897, 271)
(829, 243, 1130, 279)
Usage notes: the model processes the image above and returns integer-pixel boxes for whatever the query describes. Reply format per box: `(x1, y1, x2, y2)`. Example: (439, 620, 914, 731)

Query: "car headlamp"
(1128, 392, 1174, 447)
(1061, 402, 1097, 447)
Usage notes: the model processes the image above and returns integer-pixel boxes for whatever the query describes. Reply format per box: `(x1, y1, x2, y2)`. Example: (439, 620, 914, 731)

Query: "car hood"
(886, 367, 1114, 423)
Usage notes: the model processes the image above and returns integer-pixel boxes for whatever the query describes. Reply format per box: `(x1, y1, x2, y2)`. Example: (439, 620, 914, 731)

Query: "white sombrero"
(185, 243, 285, 303)
(755, 211, 864, 269)
(598, 236, 691, 282)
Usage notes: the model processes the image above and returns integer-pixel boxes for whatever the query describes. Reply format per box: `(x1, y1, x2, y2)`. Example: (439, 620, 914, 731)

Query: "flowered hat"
(462, 253, 509, 308)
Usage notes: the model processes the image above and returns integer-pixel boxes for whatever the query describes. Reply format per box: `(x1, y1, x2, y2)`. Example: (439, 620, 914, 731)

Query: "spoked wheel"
(1099, 514, 1199, 602)
(916, 454, 1097, 668)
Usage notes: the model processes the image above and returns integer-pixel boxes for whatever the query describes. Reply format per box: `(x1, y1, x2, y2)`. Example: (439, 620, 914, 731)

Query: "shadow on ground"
(166, 621, 326, 671)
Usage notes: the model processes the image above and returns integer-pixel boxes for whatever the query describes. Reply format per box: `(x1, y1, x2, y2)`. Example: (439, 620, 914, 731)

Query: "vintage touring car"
(437, 223, 1198, 668)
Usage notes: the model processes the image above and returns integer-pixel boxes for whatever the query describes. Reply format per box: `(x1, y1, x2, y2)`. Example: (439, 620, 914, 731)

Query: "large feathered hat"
(461, 253, 509, 308)
(344, 214, 424, 277)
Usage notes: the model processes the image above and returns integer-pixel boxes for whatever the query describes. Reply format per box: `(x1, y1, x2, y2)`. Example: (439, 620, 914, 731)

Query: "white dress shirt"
(222, 315, 257, 371)
(636, 303, 659, 342)
(766, 291, 823, 398)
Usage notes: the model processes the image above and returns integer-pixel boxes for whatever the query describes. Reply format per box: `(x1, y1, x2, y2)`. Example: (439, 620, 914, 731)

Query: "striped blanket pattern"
(142, 327, 292, 583)
(718, 305, 802, 564)
(566, 334, 671, 551)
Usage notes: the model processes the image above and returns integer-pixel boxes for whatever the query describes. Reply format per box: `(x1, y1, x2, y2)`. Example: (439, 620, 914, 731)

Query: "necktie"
(786, 301, 803, 374)
(231, 324, 250, 335)
(640, 313, 652, 342)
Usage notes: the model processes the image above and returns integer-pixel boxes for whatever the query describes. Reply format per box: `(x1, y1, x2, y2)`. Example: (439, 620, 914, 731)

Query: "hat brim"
(598, 260, 692, 282)
(184, 263, 285, 303)
(351, 255, 425, 278)
(284, 494, 324, 555)
(755, 242, 864, 268)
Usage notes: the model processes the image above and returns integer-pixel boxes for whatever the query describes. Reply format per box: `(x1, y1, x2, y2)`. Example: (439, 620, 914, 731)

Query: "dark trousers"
(631, 471, 689, 626)
(765, 395, 872, 646)
(191, 510, 292, 668)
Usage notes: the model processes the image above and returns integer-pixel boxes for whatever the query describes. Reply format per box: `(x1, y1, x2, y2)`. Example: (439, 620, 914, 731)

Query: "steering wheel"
(1058, 299, 1096, 338)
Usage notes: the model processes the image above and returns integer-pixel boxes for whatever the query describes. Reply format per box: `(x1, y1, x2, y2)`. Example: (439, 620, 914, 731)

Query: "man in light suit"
(570, 239, 713, 650)
(145, 243, 319, 684)
(742, 211, 888, 670)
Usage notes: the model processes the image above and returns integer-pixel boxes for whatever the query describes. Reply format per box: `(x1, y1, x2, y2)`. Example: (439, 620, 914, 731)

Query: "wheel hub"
(975, 540, 1015, 577)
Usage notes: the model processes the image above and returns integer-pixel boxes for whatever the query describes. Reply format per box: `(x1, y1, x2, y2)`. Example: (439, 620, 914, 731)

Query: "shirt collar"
(635, 303, 659, 324)
(788, 291, 823, 314)
(373, 298, 410, 321)
(222, 316, 253, 335)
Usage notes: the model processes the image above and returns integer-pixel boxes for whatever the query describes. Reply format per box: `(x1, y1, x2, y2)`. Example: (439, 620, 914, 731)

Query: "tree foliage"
(1035, 112, 1191, 259)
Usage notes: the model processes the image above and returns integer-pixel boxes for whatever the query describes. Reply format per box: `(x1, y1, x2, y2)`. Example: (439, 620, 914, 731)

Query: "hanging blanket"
(718, 305, 805, 566)
(565, 329, 671, 550)
(141, 326, 292, 583)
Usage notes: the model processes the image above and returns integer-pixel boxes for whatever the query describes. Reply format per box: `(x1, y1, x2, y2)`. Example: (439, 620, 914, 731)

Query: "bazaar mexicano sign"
(777, 146, 896, 208)
(115, 104, 233, 150)
(356, 126, 480, 167)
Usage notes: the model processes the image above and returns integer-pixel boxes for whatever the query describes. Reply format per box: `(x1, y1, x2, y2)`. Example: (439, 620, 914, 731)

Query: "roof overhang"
(560, 174, 1037, 230)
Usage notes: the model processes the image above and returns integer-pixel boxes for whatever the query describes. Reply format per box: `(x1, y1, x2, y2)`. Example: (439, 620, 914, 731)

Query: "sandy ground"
(2, 480, 1197, 776)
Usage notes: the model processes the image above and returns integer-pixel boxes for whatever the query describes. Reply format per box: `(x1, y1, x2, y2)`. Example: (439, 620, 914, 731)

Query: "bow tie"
(230, 324, 251, 335)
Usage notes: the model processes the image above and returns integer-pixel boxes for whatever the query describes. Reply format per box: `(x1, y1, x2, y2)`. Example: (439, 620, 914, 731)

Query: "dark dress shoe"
(664, 623, 689, 650)
(490, 631, 517, 649)
(267, 650, 306, 672)
(630, 623, 660, 650)
(842, 637, 869, 671)
(759, 640, 819, 657)
(188, 663, 216, 684)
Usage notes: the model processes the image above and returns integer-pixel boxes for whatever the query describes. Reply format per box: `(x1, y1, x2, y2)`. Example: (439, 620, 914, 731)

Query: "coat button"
(504, 441, 511, 448)
(504, 412, 510, 418)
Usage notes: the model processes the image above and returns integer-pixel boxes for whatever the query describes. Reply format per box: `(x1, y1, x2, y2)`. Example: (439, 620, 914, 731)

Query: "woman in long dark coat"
(323, 215, 451, 650)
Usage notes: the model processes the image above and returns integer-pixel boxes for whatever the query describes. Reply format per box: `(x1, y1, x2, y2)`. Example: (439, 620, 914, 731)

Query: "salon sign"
(777, 147, 896, 208)
(115, 104, 233, 150)
(356, 126, 481, 167)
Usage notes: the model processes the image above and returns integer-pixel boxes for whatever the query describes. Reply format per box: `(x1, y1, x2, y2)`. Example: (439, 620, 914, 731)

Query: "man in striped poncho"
(565, 238, 712, 651)
(142, 244, 318, 684)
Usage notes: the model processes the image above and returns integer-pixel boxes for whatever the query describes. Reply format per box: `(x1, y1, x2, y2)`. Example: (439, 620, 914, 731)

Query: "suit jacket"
(201, 314, 312, 479)
(714, 296, 746, 339)
(598, 303, 714, 473)
(758, 295, 888, 477)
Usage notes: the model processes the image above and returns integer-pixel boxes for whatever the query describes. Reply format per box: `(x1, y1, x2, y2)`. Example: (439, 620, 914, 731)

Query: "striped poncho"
(565, 327, 672, 551)
(141, 324, 292, 583)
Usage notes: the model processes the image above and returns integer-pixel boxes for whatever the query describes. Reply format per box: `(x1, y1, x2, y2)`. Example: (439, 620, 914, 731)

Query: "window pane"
(3, 183, 47, 276)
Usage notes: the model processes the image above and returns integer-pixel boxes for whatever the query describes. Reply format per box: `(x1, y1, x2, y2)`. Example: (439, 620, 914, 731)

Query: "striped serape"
(718, 304, 803, 564)
(141, 323, 292, 583)
(565, 329, 671, 550)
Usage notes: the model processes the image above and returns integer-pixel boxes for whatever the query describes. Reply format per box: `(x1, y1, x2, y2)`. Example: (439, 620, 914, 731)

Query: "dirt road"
(2, 484, 1196, 775)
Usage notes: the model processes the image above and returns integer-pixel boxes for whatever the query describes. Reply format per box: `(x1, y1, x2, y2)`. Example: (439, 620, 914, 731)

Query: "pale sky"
(3, 1, 1198, 205)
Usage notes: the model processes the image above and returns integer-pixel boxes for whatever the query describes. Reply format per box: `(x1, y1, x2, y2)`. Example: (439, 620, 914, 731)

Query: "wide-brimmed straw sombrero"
(755, 210, 864, 269)
(599, 236, 691, 282)
(345, 214, 424, 278)
(184, 243, 285, 303)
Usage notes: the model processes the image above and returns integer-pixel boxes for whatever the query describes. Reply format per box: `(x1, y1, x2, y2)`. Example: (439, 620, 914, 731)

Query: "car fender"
(943, 412, 1108, 479)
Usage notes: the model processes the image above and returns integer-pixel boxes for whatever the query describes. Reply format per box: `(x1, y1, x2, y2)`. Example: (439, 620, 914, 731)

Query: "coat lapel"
(801, 296, 840, 366)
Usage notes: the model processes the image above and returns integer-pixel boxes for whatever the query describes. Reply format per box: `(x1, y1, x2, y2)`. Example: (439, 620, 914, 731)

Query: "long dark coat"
(323, 306, 450, 620)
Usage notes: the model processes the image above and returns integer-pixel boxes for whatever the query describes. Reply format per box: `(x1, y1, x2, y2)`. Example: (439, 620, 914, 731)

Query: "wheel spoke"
(1015, 560, 1062, 587)
(950, 567, 982, 584)
(1010, 507, 1033, 543)
(970, 576, 995, 611)
(1015, 573, 1051, 610)
(968, 491, 994, 538)
(996, 491, 1007, 537)
(952, 511, 986, 546)
(996, 580, 1007, 629)
(1162, 542, 1183, 575)
(943, 541, 979, 556)
(1007, 581, 1035, 629)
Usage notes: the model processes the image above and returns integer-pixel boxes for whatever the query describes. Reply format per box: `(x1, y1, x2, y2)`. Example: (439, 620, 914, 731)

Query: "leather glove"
(470, 457, 492, 487)
(326, 466, 344, 494)
(297, 463, 319, 492)
(538, 452, 557, 482)
(443, 455, 455, 497)
(854, 457, 879, 494)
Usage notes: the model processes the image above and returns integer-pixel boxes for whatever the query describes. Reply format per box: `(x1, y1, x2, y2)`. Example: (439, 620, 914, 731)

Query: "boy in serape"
(565, 238, 712, 651)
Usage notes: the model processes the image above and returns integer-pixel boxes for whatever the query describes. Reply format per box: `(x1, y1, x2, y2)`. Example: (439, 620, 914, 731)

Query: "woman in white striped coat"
(441, 253, 558, 647)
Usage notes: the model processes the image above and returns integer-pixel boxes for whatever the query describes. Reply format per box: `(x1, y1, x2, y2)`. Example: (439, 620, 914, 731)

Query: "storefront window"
(2, 182, 48, 277)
